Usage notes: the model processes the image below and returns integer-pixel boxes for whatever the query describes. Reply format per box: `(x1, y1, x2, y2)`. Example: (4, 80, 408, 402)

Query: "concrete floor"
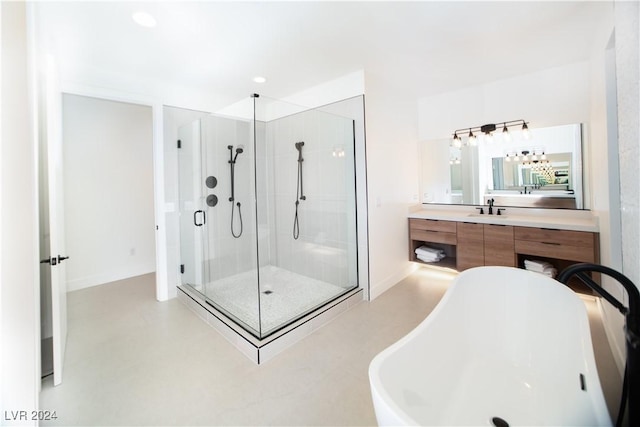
(40, 267, 622, 426)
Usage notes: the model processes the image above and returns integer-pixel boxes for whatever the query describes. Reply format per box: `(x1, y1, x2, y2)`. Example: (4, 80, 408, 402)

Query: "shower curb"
(177, 285, 363, 364)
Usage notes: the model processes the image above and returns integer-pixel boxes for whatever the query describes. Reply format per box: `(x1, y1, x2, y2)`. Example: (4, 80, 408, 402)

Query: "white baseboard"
(369, 262, 419, 300)
(67, 263, 156, 291)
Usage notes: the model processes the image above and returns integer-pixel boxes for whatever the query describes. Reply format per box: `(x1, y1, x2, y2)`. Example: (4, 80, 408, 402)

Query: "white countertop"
(408, 204, 599, 232)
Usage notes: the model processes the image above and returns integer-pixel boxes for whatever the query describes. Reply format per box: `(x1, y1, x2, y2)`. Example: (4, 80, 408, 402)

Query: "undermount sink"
(467, 213, 508, 219)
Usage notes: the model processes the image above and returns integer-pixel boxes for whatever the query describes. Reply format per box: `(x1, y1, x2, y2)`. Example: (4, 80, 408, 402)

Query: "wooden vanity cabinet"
(408, 219, 457, 268)
(456, 222, 484, 270)
(483, 224, 516, 267)
(514, 227, 598, 263)
(514, 226, 600, 294)
(408, 219, 599, 284)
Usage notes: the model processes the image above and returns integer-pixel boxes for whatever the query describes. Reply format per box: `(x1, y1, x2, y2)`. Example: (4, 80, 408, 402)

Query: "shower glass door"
(199, 112, 261, 336)
(178, 120, 208, 294)
(178, 109, 261, 337)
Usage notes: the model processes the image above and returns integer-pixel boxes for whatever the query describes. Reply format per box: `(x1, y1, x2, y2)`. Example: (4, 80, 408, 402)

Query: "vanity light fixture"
(504, 148, 546, 163)
(451, 119, 529, 147)
(468, 130, 477, 146)
(502, 124, 511, 142)
(522, 122, 531, 139)
(452, 132, 462, 148)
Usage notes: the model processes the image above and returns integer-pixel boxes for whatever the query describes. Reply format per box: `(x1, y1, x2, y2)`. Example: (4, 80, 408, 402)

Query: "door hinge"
(177, 139, 182, 149)
(180, 264, 185, 274)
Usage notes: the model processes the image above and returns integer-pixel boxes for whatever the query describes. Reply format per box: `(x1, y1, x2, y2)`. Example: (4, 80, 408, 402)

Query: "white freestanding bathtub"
(369, 266, 612, 426)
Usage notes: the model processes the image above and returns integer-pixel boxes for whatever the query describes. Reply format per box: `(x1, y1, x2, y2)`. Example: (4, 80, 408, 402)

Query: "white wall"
(364, 75, 421, 299)
(1, 1, 41, 422)
(62, 94, 156, 291)
(418, 61, 591, 141)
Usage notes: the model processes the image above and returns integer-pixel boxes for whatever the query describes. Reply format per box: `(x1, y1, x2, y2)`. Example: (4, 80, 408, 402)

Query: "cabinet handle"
(542, 241, 561, 246)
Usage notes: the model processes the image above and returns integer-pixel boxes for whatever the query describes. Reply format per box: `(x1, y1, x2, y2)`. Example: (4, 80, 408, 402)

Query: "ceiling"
(35, 1, 610, 109)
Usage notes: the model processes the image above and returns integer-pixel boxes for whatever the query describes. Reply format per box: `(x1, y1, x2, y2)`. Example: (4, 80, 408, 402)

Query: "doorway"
(40, 94, 156, 380)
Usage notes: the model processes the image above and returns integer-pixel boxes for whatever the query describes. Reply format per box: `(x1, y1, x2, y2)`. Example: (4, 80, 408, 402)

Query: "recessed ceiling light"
(253, 76, 267, 84)
(132, 11, 157, 28)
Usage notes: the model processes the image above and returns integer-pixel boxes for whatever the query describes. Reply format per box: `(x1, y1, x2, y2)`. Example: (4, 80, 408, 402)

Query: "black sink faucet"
(487, 198, 495, 215)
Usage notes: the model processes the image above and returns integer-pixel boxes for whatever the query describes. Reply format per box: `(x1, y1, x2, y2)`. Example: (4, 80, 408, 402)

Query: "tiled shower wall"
(260, 109, 358, 289)
(615, 1, 639, 294)
(200, 115, 256, 281)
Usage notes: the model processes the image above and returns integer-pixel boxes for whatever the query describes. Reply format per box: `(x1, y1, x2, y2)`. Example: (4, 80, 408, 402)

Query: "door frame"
(60, 82, 169, 301)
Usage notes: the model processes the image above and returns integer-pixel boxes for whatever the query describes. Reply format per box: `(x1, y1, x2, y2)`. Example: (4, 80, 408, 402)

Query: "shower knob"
(206, 194, 218, 207)
(205, 176, 217, 189)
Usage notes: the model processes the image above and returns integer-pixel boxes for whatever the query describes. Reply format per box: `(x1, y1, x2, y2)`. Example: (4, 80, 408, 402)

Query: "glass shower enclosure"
(177, 95, 359, 338)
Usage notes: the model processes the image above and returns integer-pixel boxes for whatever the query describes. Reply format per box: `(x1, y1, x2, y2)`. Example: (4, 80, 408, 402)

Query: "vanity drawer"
(410, 229, 457, 245)
(457, 222, 483, 241)
(483, 224, 514, 243)
(409, 219, 457, 234)
(514, 227, 595, 248)
(514, 240, 595, 263)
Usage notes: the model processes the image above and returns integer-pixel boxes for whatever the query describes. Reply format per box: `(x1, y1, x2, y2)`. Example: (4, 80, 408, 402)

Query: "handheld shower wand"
(233, 145, 244, 163)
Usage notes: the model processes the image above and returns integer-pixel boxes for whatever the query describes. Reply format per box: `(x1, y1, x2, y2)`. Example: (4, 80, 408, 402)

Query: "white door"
(42, 57, 68, 386)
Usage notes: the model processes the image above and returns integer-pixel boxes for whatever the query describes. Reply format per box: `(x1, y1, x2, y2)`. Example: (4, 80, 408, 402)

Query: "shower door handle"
(194, 210, 205, 227)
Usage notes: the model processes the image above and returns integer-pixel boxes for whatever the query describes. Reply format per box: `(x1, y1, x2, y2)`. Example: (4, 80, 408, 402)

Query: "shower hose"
(231, 201, 242, 238)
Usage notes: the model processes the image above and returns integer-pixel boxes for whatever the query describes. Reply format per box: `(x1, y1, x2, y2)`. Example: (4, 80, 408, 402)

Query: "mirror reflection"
(421, 123, 584, 209)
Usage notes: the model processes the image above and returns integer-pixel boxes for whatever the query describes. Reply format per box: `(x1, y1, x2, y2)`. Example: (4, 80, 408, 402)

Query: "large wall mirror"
(420, 123, 585, 209)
